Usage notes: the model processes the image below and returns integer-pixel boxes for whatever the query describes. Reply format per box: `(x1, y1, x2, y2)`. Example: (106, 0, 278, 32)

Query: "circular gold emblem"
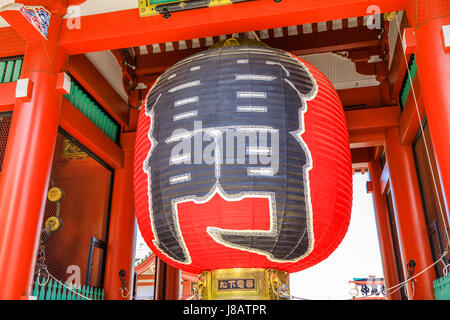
(45, 216, 61, 232)
(47, 187, 63, 202)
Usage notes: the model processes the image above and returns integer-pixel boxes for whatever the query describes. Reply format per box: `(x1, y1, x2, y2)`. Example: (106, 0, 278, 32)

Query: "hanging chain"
(35, 241, 92, 300)
(35, 244, 50, 287)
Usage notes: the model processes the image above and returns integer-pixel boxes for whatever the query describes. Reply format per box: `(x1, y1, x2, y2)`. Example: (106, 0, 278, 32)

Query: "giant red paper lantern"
(134, 42, 352, 275)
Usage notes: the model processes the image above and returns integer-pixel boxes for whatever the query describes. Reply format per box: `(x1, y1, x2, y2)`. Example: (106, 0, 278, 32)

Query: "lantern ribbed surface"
(134, 44, 352, 274)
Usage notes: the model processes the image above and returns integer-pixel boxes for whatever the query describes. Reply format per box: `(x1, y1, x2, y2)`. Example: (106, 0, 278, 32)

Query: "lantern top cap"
(210, 37, 269, 49)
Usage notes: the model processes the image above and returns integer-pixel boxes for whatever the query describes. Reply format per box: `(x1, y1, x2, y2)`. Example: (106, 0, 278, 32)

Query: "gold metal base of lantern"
(194, 268, 290, 300)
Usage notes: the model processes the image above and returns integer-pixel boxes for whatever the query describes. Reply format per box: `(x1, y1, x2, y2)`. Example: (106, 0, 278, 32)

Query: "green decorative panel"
(399, 56, 417, 109)
(433, 273, 450, 300)
(32, 277, 104, 300)
(64, 80, 119, 142)
(12, 59, 22, 81)
(0, 56, 23, 83)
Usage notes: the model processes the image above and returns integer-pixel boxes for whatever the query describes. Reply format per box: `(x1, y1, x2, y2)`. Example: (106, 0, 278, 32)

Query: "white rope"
(37, 269, 92, 300)
(385, 250, 448, 297)
(48, 273, 93, 300)
(279, 292, 310, 300)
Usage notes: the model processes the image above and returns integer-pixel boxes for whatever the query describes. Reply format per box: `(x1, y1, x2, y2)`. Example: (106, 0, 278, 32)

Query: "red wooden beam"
(0, 28, 25, 57)
(346, 106, 399, 149)
(59, 98, 124, 169)
(19, 0, 73, 16)
(0, 4, 66, 75)
(68, 54, 130, 127)
(0, 82, 16, 111)
(182, 272, 199, 283)
(345, 106, 401, 132)
(137, 274, 155, 281)
(345, 106, 400, 149)
(291, 39, 381, 56)
(351, 147, 373, 169)
(399, 75, 425, 145)
(58, 0, 406, 54)
(349, 132, 386, 149)
(135, 254, 156, 274)
(269, 25, 380, 53)
(0, 4, 47, 43)
(338, 83, 395, 109)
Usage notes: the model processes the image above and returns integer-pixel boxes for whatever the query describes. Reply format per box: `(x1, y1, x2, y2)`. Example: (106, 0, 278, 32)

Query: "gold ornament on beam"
(62, 139, 88, 160)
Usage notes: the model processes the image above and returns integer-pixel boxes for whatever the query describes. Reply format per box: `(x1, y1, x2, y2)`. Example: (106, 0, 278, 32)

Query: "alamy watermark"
(66, 5, 81, 30)
(366, 5, 382, 30)
(167, 121, 280, 176)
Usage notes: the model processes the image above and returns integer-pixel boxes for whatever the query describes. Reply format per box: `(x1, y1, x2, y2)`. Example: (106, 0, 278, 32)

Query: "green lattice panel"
(0, 57, 23, 83)
(400, 57, 418, 108)
(64, 80, 118, 142)
(433, 273, 450, 300)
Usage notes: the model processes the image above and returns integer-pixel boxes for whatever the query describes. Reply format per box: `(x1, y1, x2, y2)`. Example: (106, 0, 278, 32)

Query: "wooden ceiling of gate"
(111, 14, 396, 111)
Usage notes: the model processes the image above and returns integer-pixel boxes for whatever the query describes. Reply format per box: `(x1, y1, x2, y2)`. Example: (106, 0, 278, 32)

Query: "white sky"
(290, 172, 384, 300)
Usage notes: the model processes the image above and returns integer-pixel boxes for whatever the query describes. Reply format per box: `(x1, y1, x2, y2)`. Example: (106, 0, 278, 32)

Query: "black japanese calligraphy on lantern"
(143, 45, 318, 264)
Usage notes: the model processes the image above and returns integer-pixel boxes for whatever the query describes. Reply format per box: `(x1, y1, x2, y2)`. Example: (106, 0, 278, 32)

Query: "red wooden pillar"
(0, 72, 63, 299)
(384, 128, 435, 300)
(103, 132, 137, 300)
(154, 258, 180, 300)
(164, 263, 181, 300)
(367, 160, 402, 300)
(0, 6, 67, 299)
(406, 1, 450, 218)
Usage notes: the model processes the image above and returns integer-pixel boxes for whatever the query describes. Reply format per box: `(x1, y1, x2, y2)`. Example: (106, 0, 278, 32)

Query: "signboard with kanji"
(349, 276, 386, 300)
(218, 278, 256, 291)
